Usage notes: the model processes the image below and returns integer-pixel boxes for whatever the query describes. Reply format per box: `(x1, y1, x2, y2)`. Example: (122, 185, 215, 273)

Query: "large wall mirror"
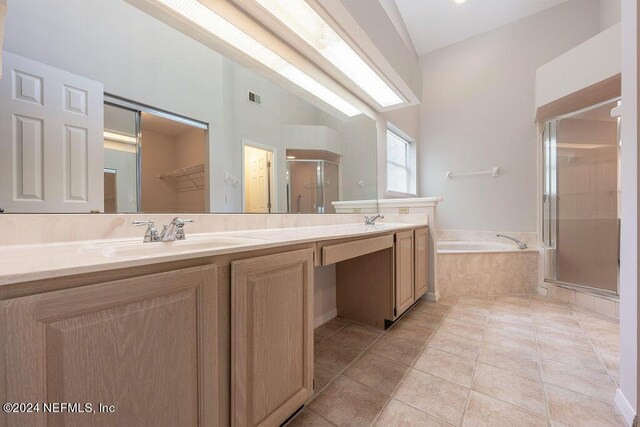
(0, 0, 378, 214)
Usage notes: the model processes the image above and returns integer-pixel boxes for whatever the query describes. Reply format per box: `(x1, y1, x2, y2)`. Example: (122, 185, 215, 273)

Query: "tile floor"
(288, 294, 624, 427)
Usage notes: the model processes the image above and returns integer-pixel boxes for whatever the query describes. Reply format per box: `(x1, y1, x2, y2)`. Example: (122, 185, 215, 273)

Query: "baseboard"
(425, 291, 440, 302)
(615, 388, 636, 426)
(537, 286, 548, 296)
(314, 308, 338, 329)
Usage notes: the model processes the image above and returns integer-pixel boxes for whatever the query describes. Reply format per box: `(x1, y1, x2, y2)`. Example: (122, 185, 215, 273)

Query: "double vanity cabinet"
(0, 224, 428, 426)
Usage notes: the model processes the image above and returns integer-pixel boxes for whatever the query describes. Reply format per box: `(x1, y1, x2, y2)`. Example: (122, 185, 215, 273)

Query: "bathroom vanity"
(0, 222, 428, 427)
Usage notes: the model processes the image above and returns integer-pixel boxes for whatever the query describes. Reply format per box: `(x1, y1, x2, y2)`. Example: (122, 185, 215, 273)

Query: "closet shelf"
(159, 163, 205, 192)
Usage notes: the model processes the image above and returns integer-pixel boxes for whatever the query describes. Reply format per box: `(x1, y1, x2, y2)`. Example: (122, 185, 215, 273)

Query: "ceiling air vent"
(248, 90, 261, 105)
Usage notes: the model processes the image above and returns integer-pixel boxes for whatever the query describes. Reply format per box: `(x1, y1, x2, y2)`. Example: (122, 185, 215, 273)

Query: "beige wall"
(176, 128, 206, 213)
(141, 128, 206, 213)
(535, 23, 621, 109)
(141, 129, 178, 213)
(419, 1, 607, 232)
(383, 105, 420, 142)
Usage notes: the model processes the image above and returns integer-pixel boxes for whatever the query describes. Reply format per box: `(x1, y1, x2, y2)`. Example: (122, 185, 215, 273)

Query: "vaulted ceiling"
(394, 0, 568, 56)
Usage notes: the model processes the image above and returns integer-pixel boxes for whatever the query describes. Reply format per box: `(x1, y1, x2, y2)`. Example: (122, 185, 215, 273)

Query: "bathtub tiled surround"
(438, 251, 538, 298)
(547, 283, 620, 318)
(436, 229, 539, 298)
(289, 294, 624, 426)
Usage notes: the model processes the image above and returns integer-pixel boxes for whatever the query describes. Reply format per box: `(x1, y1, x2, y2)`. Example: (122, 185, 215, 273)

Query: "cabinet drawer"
(322, 234, 393, 265)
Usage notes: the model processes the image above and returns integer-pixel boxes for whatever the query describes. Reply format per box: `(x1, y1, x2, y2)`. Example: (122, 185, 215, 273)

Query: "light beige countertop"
(0, 222, 423, 286)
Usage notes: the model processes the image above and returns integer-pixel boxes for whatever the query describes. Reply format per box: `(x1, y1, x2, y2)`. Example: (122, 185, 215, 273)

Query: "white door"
(244, 145, 272, 213)
(0, 51, 104, 213)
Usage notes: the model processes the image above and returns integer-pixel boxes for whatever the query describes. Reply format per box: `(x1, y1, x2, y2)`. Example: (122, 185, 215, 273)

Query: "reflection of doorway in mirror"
(286, 149, 341, 214)
(243, 143, 274, 213)
(140, 112, 207, 213)
(103, 98, 209, 213)
(0, 52, 104, 213)
(104, 103, 138, 213)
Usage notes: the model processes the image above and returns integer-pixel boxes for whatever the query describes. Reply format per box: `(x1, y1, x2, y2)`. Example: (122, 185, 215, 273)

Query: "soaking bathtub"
(437, 240, 539, 298)
(438, 240, 534, 254)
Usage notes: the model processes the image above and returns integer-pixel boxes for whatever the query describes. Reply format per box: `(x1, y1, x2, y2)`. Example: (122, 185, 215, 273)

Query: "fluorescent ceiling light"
(453, 0, 467, 4)
(158, 0, 361, 117)
(104, 131, 137, 144)
(256, 0, 403, 108)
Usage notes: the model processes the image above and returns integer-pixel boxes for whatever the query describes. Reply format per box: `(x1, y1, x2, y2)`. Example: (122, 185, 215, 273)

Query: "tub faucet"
(496, 234, 528, 250)
(365, 214, 384, 225)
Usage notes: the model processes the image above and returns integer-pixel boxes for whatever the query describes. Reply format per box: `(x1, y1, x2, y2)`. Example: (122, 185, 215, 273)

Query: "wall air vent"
(248, 90, 261, 105)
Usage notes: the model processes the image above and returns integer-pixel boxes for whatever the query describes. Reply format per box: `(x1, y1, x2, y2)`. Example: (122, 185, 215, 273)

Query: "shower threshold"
(544, 279, 619, 301)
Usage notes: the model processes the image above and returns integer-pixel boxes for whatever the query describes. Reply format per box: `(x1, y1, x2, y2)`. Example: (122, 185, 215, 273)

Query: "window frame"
(385, 124, 417, 197)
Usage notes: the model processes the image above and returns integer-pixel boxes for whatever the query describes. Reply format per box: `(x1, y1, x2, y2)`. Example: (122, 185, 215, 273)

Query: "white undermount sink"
(82, 235, 267, 258)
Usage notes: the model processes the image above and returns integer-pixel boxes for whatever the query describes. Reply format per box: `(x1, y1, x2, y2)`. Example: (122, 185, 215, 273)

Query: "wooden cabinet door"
(414, 227, 429, 299)
(0, 265, 217, 427)
(395, 230, 415, 317)
(231, 249, 314, 427)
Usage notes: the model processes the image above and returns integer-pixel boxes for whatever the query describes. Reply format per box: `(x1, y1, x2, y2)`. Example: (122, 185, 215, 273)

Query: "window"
(386, 127, 412, 194)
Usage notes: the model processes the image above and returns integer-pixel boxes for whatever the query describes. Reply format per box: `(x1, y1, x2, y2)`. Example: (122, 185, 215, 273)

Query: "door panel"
(0, 51, 104, 213)
(244, 145, 271, 213)
(414, 228, 428, 299)
(395, 230, 414, 316)
(231, 249, 314, 427)
(0, 265, 217, 427)
(543, 101, 620, 293)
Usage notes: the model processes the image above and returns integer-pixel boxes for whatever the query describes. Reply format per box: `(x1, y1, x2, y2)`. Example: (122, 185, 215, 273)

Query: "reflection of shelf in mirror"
(159, 164, 205, 192)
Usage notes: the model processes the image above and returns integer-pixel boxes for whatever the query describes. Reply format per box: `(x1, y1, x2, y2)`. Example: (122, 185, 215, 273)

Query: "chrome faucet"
(365, 214, 384, 225)
(496, 234, 528, 250)
(132, 217, 193, 243)
(160, 217, 194, 242)
(132, 220, 159, 243)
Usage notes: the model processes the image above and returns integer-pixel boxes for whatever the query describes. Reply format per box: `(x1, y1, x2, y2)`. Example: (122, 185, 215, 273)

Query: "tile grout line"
(535, 304, 624, 417)
(534, 295, 624, 422)
(530, 293, 554, 425)
(459, 296, 493, 427)
(462, 294, 554, 424)
(380, 299, 465, 427)
(309, 294, 621, 426)
(311, 302, 433, 402)
(318, 300, 449, 425)
(574, 310, 620, 387)
(368, 300, 453, 425)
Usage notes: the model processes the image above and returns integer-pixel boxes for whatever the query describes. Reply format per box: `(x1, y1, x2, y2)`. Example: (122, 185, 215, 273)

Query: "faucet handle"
(365, 214, 384, 225)
(170, 217, 194, 227)
(174, 218, 194, 240)
(132, 220, 154, 226)
(132, 220, 159, 243)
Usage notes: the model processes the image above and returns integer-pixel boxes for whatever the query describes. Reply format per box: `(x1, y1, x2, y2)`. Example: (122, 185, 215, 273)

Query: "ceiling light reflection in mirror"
(158, 0, 361, 117)
(256, 0, 403, 108)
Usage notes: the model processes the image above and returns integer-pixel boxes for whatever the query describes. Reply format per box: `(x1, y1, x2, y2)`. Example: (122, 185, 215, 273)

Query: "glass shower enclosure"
(287, 160, 339, 214)
(542, 99, 620, 294)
